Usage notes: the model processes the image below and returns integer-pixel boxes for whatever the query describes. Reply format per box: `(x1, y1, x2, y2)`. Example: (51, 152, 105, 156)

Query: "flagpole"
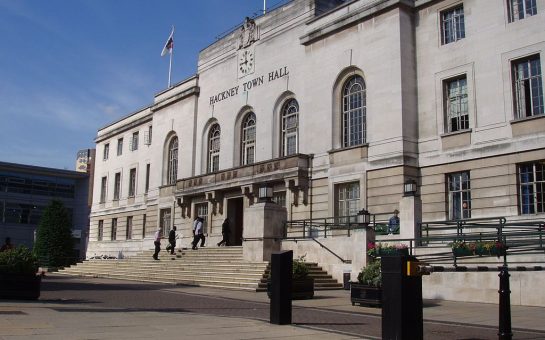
(168, 48, 172, 88)
(168, 26, 174, 88)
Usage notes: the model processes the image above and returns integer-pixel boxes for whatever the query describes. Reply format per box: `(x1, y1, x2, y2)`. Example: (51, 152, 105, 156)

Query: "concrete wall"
(281, 228, 372, 284)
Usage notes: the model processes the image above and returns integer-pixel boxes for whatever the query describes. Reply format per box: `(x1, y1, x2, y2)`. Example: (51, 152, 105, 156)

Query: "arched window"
(342, 75, 366, 147)
(167, 137, 178, 185)
(208, 124, 221, 173)
(241, 112, 256, 165)
(281, 99, 299, 156)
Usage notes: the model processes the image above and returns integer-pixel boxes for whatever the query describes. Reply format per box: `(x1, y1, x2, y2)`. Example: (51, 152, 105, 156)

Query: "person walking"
(192, 217, 203, 250)
(199, 217, 206, 248)
(217, 219, 230, 247)
(153, 229, 162, 260)
(166, 226, 177, 255)
(388, 209, 400, 234)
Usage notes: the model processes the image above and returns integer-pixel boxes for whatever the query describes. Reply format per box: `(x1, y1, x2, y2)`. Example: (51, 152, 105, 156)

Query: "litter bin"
(343, 270, 351, 290)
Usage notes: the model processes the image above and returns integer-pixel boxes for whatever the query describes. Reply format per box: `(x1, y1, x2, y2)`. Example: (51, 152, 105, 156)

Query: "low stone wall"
(86, 239, 152, 259)
(423, 270, 545, 307)
(280, 229, 371, 284)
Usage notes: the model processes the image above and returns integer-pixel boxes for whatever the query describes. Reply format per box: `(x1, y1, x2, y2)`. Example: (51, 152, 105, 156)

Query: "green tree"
(33, 200, 74, 268)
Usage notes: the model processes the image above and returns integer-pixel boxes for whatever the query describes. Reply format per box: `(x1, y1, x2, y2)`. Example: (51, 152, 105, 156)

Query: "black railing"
(283, 214, 545, 266)
(284, 214, 391, 239)
(416, 217, 545, 266)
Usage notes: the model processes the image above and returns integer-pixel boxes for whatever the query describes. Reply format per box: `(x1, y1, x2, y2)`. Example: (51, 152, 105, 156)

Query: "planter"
(490, 247, 507, 257)
(370, 248, 409, 257)
(350, 282, 381, 307)
(0, 274, 41, 300)
(267, 277, 314, 300)
(452, 248, 473, 257)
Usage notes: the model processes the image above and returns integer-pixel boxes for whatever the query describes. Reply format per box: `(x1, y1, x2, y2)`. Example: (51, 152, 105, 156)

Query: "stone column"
(243, 202, 287, 262)
(399, 195, 422, 241)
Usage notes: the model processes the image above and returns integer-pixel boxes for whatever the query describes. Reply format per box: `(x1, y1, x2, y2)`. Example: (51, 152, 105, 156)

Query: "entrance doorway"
(227, 197, 244, 246)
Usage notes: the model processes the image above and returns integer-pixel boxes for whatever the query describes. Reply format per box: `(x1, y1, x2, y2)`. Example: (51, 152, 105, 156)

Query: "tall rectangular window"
(97, 220, 103, 241)
(196, 203, 209, 234)
(128, 168, 136, 197)
(518, 161, 545, 214)
(508, 0, 537, 22)
(445, 76, 469, 132)
(126, 216, 133, 240)
(145, 164, 150, 193)
(100, 176, 107, 203)
(142, 214, 147, 238)
(103, 143, 109, 161)
(111, 218, 117, 241)
(113, 172, 121, 200)
(336, 182, 360, 223)
(447, 171, 471, 220)
(117, 138, 123, 156)
(145, 125, 152, 145)
(131, 132, 139, 151)
(441, 6, 465, 45)
(272, 191, 286, 207)
(159, 209, 171, 236)
(513, 55, 544, 119)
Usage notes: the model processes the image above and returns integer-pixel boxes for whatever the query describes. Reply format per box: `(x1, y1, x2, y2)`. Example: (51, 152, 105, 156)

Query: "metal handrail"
(283, 214, 544, 267)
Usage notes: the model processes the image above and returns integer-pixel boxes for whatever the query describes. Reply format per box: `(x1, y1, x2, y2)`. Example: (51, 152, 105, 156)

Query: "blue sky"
(0, 0, 276, 170)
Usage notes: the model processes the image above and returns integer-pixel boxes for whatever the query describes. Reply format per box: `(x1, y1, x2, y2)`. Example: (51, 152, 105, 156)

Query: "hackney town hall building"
(87, 0, 545, 306)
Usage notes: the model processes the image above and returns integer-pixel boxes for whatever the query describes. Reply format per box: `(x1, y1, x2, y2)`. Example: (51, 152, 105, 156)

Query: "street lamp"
(258, 186, 273, 203)
(404, 179, 417, 196)
(357, 209, 371, 225)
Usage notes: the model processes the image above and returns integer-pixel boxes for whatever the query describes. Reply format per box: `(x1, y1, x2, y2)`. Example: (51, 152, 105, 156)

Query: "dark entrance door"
(227, 197, 244, 246)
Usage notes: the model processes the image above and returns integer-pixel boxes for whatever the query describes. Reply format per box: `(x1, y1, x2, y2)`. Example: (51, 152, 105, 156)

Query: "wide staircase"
(257, 263, 343, 292)
(58, 246, 343, 291)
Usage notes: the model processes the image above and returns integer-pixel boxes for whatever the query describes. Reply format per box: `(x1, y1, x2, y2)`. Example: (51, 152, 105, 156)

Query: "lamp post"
(403, 179, 417, 197)
(357, 209, 371, 225)
(259, 186, 274, 203)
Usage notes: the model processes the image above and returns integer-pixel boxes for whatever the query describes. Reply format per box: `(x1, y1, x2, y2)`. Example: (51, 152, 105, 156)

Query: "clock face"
(239, 49, 254, 76)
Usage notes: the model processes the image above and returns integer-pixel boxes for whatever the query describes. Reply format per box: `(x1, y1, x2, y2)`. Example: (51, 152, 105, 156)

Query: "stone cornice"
(300, 0, 413, 46)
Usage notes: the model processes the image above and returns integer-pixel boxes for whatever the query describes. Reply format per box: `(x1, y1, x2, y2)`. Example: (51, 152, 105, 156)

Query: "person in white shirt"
(153, 229, 162, 260)
(191, 217, 204, 250)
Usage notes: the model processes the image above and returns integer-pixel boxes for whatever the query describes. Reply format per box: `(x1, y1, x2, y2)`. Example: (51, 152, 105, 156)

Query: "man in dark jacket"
(217, 219, 230, 247)
(167, 226, 177, 255)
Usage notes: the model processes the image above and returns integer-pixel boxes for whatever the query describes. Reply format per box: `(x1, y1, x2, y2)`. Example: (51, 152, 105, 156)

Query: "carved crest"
(238, 17, 259, 49)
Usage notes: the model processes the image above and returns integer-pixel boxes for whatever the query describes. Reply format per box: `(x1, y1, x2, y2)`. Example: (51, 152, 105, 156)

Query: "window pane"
(519, 161, 545, 214)
(342, 76, 366, 147)
(513, 56, 543, 119)
(448, 171, 471, 219)
(208, 124, 221, 173)
(442, 6, 465, 44)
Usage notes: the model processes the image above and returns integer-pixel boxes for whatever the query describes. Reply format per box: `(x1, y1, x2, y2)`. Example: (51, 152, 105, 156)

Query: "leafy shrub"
(357, 259, 381, 287)
(0, 246, 39, 275)
(293, 255, 310, 279)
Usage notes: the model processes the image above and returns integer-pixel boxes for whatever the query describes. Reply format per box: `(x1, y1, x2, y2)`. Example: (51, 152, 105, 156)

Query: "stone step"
(60, 246, 342, 292)
(67, 262, 268, 272)
(58, 271, 260, 290)
(72, 261, 268, 270)
(60, 269, 265, 282)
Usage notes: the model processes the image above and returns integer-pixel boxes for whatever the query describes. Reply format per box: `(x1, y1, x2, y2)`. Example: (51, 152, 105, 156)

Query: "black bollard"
(498, 266, 512, 340)
(381, 255, 423, 340)
(270, 250, 293, 325)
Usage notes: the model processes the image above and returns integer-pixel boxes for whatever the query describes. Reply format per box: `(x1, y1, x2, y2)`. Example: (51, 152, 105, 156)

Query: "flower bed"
(450, 241, 507, 257)
(367, 242, 409, 257)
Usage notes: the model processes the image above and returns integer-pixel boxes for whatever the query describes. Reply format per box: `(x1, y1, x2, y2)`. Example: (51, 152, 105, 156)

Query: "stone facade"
(88, 0, 545, 304)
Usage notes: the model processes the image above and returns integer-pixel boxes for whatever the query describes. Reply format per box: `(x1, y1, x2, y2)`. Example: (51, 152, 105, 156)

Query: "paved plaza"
(1, 274, 544, 339)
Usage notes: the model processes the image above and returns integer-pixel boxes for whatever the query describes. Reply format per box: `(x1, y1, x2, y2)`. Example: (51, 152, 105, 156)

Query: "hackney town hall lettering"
(209, 66, 289, 105)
